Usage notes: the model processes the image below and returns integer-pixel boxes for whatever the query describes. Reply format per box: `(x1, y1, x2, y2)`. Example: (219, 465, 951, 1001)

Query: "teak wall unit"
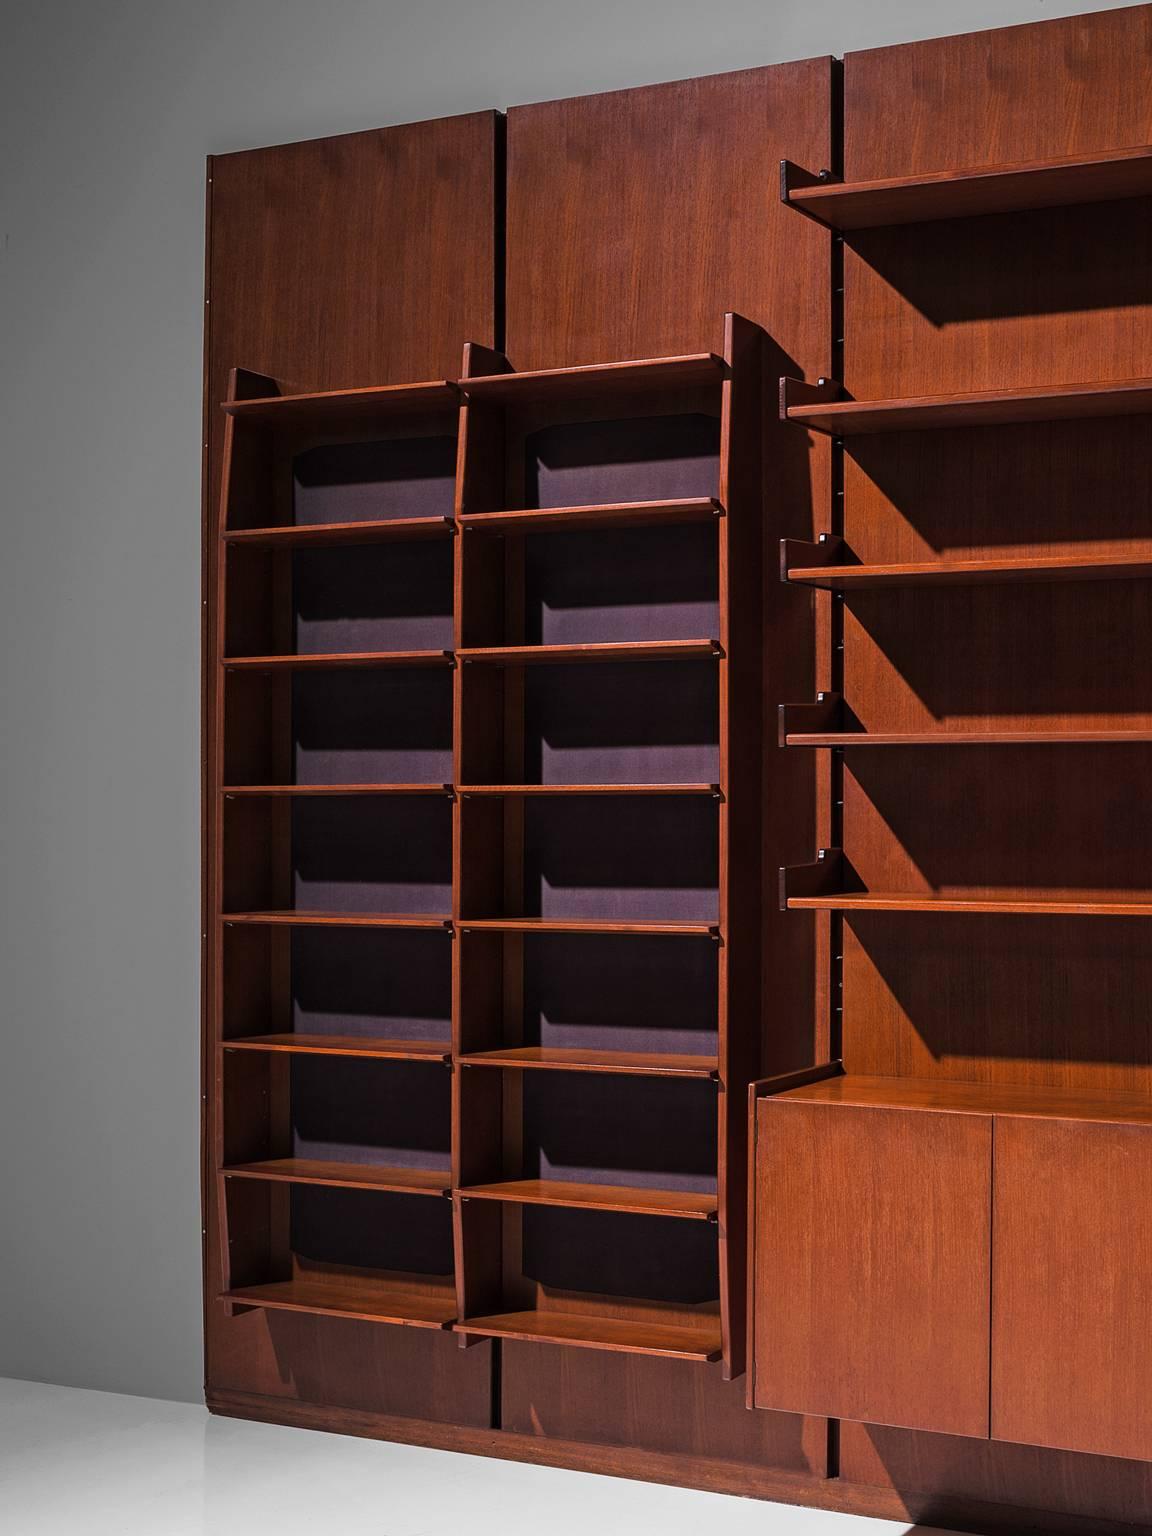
(204, 10, 1152, 1533)
(756, 3, 1152, 1530)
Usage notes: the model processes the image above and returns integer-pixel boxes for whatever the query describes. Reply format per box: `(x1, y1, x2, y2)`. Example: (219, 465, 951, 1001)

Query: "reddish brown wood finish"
(757, 5, 1152, 1525)
(754, 1097, 992, 1437)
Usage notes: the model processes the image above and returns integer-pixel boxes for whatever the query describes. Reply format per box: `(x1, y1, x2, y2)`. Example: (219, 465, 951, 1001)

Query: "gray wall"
(0, 0, 1135, 1406)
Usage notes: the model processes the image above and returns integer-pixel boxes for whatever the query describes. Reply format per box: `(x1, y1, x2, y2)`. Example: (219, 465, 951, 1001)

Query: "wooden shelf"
(765, 1072, 1152, 1126)
(459, 1046, 718, 1078)
(785, 551, 1152, 589)
(458, 1177, 717, 1219)
(780, 145, 1152, 230)
(223, 1279, 456, 1328)
(787, 891, 1152, 918)
(780, 851, 1152, 917)
(456, 1307, 722, 1361)
(461, 354, 724, 403)
(457, 918, 720, 937)
(785, 730, 1152, 747)
(783, 376, 1152, 436)
(222, 380, 457, 423)
(221, 911, 452, 930)
(222, 1159, 450, 1195)
(223, 1034, 451, 1062)
(222, 784, 452, 796)
(457, 640, 721, 666)
(458, 784, 720, 796)
(223, 650, 453, 671)
(223, 518, 454, 547)
(459, 498, 722, 534)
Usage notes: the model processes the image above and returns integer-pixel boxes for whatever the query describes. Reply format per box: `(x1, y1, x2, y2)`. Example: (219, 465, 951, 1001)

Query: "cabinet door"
(992, 1116, 1152, 1461)
(754, 1102, 992, 1437)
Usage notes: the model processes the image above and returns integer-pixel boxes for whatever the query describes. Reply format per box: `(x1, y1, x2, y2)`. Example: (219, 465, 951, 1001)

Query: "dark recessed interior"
(291, 928, 452, 1042)
(290, 1056, 450, 1171)
(293, 541, 453, 654)
(291, 796, 452, 913)
(293, 435, 457, 524)
(291, 1186, 454, 1274)
(521, 1206, 719, 1304)
(521, 1072, 717, 1192)
(524, 413, 720, 509)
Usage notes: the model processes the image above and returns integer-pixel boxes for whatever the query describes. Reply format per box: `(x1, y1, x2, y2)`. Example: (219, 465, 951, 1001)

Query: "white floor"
(0, 1376, 947, 1536)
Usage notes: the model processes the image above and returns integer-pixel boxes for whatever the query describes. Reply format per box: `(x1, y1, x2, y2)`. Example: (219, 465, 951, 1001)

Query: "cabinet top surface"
(765, 1074, 1152, 1125)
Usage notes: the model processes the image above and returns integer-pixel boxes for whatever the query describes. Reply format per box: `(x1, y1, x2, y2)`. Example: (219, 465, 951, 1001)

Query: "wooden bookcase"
(210, 314, 761, 1370)
(752, 0, 1152, 1513)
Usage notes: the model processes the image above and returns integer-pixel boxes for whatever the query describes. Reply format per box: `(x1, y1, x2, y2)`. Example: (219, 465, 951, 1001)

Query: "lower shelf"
(457, 1307, 722, 1360)
(223, 1034, 451, 1062)
(458, 1177, 717, 1220)
(223, 1279, 456, 1328)
(458, 1046, 719, 1079)
(222, 1159, 450, 1195)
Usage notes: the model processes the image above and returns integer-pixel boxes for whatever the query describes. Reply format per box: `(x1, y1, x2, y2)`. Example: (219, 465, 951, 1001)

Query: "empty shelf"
(458, 784, 720, 796)
(222, 650, 453, 671)
(222, 1159, 449, 1195)
(458, 498, 722, 534)
(785, 730, 1152, 747)
(461, 354, 724, 403)
(223, 518, 454, 547)
(457, 640, 721, 665)
(781, 145, 1152, 230)
(222, 784, 452, 796)
(224, 1279, 456, 1328)
(457, 1308, 722, 1361)
(784, 377, 1152, 436)
(221, 912, 452, 930)
(223, 1035, 451, 1062)
(222, 380, 457, 423)
(457, 918, 720, 937)
(458, 1177, 717, 1220)
(788, 892, 1152, 917)
(785, 551, 1152, 588)
(460, 1046, 719, 1079)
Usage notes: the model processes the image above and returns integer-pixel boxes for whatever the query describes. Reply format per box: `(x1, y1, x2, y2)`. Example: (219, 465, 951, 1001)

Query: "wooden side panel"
(992, 1116, 1152, 1461)
(203, 114, 498, 1420)
(505, 61, 832, 369)
(754, 1101, 991, 1438)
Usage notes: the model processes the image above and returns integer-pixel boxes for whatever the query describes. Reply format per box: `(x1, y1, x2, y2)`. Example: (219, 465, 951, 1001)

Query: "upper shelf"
(223, 518, 454, 548)
(224, 1034, 451, 1062)
(222, 380, 457, 424)
(457, 640, 721, 666)
(461, 354, 724, 404)
(459, 498, 722, 534)
(778, 697, 1152, 747)
(779, 853, 1152, 919)
(781, 538, 1152, 590)
(457, 918, 720, 938)
(781, 376, 1152, 436)
(780, 145, 1152, 230)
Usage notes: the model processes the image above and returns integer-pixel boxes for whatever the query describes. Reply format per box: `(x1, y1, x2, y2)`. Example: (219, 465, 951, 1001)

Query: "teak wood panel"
(753, 1100, 992, 1438)
(992, 1116, 1152, 1462)
(203, 113, 499, 1428)
(505, 61, 832, 369)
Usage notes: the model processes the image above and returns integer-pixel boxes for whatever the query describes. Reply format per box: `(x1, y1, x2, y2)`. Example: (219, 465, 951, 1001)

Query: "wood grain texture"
(786, 144, 1152, 229)
(506, 62, 832, 369)
(458, 1177, 718, 1219)
(204, 113, 498, 1432)
(992, 1116, 1152, 1460)
(754, 1099, 992, 1437)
